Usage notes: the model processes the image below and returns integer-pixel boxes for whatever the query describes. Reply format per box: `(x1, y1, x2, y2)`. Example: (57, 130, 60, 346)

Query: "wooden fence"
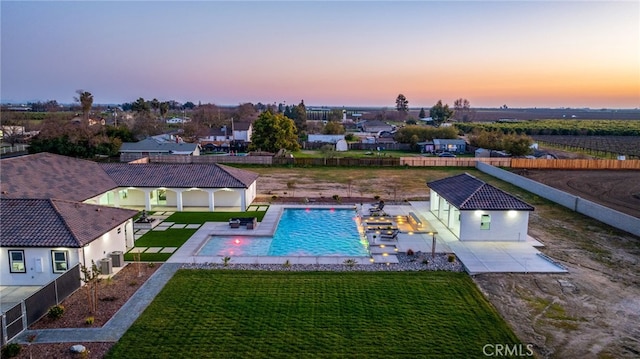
(511, 158, 640, 170)
(400, 157, 511, 167)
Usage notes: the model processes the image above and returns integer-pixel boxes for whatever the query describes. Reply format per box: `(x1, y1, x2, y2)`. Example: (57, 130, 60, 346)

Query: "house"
(433, 139, 467, 153)
(0, 152, 260, 286)
(427, 173, 534, 241)
(1, 199, 137, 286)
(361, 120, 394, 133)
(166, 117, 191, 124)
(232, 121, 252, 142)
(307, 134, 345, 143)
(119, 137, 200, 161)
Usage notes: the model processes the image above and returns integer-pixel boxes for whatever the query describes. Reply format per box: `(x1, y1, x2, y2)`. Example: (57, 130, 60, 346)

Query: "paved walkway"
(13, 263, 181, 344)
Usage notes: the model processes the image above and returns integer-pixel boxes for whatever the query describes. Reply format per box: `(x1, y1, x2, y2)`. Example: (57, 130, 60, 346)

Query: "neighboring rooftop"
(0, 152, 118, 201)
(100, 163, 259, 188)
(427, 173, 534, 211)
(1, 199, 137, 247)
(119, 138, 198, 153)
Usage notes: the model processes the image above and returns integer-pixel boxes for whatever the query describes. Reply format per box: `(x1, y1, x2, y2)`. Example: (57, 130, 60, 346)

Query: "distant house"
(119, 137, 200, 161)
(166, 117, 191, 124)
(433, 139, 467, 153)
(232, 121, 252, 142)
(307, 134, 345, 143)
(427, 173, 534, 241)
(361, 120, 394, 133)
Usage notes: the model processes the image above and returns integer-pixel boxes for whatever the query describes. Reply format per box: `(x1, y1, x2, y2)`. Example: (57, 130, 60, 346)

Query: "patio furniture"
(369, 200, 385, 214)
(229, 217, 257, 229)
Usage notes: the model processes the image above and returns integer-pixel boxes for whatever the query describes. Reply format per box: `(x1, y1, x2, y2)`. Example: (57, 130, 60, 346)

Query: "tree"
(453, 98, 472, 122)
(322, 121, 345, 134)
(183, 101, 196, 110)
(131, 97, 151, 114)
(80, 260, 101, 313)
(74, 90, 93, 121)
(289, 100, 307, 135)
(159, 101, 170, 119)
(418, 108, 426, 119)
(249, 110, 300, 152)
(429, 100, 454, 126)
(395, 94, 409, 117)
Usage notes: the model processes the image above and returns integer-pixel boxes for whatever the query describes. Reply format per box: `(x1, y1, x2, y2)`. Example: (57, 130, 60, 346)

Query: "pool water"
(198, 208, 369, 257)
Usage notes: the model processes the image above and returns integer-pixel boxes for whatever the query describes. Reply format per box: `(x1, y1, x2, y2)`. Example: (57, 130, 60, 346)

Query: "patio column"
(143, 189, 152, 211)
(176, 190, 184, 212)
(240, 189, 246, 212)
(208, 190, 215, 212)
(112, 189, 120, 208)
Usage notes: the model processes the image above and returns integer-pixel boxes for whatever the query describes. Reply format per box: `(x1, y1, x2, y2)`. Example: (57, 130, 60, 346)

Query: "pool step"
(371, 254, 399, 264)
(369, 246, 398, 255)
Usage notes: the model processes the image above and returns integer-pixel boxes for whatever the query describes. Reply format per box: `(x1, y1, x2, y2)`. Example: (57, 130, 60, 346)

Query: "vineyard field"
(457, 120, 640, 136)
(532, 135, 640, 158)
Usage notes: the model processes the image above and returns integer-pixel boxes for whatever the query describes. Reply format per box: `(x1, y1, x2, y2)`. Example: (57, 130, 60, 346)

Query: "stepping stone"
(134, 234, 144, 240)
(171, 224, 187, 229)
(160, 222, 175, 227)
(185, 224, 201, 229)
(164, 212, 175, 216)
(145, 247, 162, 253)
(160, 247, 177, 253)
(152, 226, 168, 231)
(137, 229, 149, 235)
(129, 247, 146, 253)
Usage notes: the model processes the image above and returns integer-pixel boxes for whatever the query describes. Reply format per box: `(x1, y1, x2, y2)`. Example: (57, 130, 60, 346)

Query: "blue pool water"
(198, 208, 369, 257)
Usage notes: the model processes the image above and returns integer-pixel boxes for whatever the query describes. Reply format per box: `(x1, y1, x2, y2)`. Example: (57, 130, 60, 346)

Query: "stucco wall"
(459, 210, 529, 241)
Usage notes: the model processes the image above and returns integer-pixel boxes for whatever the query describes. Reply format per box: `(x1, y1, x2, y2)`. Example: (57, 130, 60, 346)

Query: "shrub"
(1, 343, 21, 358)
(222, 256, 231, 267)
(128, 280, 138, 286)
(332, 194, 340, 200)
(448, 254, 456, 263)
(85, 316, 95, 325)
(100, 296, 118, 302)
(47, 304, 65, 320)
(343, 259, 357, 267)
(407, 249, 415, 256)
(374, 195, 381, 200)
(147, 262, 156, 268)
(283, 259, 291, 268)
(271, 195, 278, 200)
(422, 259, 429, 265)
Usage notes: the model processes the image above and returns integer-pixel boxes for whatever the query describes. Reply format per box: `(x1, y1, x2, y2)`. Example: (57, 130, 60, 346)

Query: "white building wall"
(0, 247, 81, 286)
(182, 190, 209, 207)
(459, 210, 529, 241)
(215, 190, 241, 207)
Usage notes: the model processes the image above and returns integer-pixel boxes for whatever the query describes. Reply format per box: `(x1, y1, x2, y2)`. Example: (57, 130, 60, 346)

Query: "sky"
(1, 1, 639, 109)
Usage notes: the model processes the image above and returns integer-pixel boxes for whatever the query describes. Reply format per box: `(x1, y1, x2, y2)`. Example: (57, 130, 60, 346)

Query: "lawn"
(165, 209, 267, 224)
(124, 229, 197, 262)
(106, 270, 521, 358)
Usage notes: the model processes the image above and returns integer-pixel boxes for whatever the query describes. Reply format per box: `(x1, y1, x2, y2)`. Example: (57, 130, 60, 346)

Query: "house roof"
(119, 138, 198, 153)
(433, 139, 467, 145)
(427, 173, 534, 211)
(1, 199, 137, 248)
(0, 152, 118, 202)
(99, 163, 259, 188)
(233, 122, 251, 131)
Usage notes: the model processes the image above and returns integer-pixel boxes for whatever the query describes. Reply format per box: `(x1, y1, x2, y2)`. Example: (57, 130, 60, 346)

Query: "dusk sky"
(1, 1, 638, 108)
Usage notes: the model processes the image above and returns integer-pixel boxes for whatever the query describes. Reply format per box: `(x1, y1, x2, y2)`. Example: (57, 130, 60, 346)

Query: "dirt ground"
(520, 170, 640, 219)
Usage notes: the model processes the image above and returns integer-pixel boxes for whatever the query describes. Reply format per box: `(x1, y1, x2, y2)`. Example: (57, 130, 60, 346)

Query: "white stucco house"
(427, 173, 534, 241)
(0, 152, 260, 286)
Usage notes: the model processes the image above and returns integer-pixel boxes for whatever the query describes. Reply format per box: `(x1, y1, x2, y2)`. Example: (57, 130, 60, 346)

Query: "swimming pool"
(198, 208, 369, 257)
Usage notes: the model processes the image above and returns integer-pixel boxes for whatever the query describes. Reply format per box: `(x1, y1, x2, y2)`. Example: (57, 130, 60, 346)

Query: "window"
(480, 214, 491, 230)
(9, 250, 26, 273)
(51, 250, 69, 273)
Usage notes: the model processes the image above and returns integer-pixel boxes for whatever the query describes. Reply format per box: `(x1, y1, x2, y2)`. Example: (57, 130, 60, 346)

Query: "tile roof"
(99, 163, 259, 188)
(427, 173, 534, 211)
(119, 138, 198, 153)
(0, 153, 118, 201)
(1, 199, 137, 248)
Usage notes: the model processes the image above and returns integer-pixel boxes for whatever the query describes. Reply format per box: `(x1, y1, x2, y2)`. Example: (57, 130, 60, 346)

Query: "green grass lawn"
(125, 229, 197, 262)
(165, 210, 267, 224)
(106, 270, 522, 358)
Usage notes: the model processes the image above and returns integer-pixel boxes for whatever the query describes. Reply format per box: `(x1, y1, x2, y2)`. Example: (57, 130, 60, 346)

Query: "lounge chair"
(369, 200, 385, 214)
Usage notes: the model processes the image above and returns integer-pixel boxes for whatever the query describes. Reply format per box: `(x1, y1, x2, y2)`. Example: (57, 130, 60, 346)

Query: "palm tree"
(74, 90, 93, 122)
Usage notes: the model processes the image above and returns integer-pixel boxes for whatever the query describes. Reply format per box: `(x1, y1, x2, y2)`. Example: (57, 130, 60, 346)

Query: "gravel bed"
(182, 252, 464, 272)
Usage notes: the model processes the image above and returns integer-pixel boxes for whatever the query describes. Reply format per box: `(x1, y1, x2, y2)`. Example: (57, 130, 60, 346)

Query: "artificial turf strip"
(106, 270, 522, 358)
(133, 229, 197, 247)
